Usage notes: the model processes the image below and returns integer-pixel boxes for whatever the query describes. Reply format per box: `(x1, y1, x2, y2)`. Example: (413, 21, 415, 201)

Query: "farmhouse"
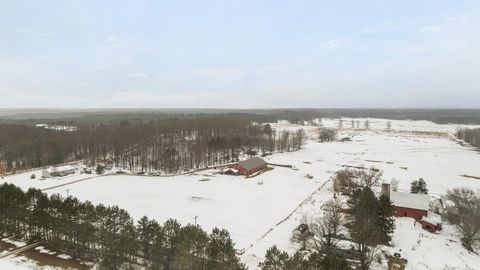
(42, 165, 76, 178)
(230, 157, 267, 175)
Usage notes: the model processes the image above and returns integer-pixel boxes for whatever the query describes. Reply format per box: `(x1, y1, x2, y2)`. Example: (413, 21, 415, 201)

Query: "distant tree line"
(0, 183, 245, 270)
(3, 109, 480, 126)
(456, 128, 480, 148)
(0, 116, 307, 173)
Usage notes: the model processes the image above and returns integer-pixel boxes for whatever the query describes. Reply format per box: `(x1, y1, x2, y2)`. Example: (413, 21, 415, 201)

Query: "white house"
(42, 165, 76, 178)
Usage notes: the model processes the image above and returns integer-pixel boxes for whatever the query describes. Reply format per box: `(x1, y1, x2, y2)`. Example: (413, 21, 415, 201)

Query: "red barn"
(390, 191, 429, 220)
(382, 184, 442, 232)
(230, 157, 267, 175)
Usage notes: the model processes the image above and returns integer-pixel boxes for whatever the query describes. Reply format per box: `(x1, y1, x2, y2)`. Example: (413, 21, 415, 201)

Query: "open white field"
(2, 119, 480, 269)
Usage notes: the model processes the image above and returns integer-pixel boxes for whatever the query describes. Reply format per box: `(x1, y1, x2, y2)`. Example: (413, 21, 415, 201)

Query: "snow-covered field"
(2, 119, 480, 269)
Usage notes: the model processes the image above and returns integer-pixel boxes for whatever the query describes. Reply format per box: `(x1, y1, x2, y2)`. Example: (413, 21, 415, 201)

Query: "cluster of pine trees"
(0, 116, 306, 173)
(456, 127, 480, 148)
(346, 187, 395, 270)
(259, 246, 348, 270)
(259, 185, 395, 270)
(0, 183, 245, 270)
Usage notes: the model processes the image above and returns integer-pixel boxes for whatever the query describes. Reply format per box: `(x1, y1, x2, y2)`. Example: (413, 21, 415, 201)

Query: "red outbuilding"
(389, 190, 442, 232)
(230, 157, 267, 175)
(420, 212, 442, 232)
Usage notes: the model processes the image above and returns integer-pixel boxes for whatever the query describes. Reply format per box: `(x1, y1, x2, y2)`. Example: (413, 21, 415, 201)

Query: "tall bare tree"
(444, 188, 480, 253)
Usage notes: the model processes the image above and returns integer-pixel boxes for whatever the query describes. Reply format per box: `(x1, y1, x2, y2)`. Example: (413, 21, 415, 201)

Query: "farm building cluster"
(383, 183, 442, 232)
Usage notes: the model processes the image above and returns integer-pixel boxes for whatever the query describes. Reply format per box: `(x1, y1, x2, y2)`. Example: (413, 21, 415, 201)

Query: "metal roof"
(237, 157, 267, 170)
(391, 191, 429, 211)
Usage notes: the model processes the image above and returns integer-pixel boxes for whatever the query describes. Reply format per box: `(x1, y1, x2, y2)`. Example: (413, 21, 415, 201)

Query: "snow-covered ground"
(2, 118, 480, 269)
(0, 256, 56, 270)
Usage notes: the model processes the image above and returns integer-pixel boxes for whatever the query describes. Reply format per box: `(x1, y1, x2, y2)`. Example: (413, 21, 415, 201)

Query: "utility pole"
(66, 188, 70, 197)
(194, 215, 198, 226)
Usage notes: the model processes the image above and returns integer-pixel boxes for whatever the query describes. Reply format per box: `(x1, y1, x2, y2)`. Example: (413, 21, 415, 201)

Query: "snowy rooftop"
(45, 165, 75, 173)
(422, 211, 442, 225)
(237, 157, 267, 170)
(390, 191, 429, 211)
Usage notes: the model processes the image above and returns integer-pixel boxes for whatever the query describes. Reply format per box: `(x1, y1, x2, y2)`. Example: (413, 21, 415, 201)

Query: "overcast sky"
(0, 0, 479, 108)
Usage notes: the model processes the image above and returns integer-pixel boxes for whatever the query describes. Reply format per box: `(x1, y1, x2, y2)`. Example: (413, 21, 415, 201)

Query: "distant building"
(42, 165, 76, 178)
(230, 157, 267, 175)
(35, 123, 77, 132)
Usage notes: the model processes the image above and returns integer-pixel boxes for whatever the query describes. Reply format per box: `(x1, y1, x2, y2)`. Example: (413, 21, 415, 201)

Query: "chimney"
(382, 183, 391, 199)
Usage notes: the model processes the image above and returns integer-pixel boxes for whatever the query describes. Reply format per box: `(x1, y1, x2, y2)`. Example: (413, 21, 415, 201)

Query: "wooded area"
(0, 183, 245, 270)
(456, 128, 480, 148)
(0, 116, 306, 173)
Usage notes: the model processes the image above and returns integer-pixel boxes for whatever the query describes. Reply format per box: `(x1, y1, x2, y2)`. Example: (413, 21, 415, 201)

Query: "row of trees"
(456, 128, 480, 148)
(0, 183, 245, 270)
(0, 116, 307, 173)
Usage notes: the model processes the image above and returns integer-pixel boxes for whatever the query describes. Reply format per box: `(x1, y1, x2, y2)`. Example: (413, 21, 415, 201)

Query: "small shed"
(222, 167, 239, 175)
(420, 212, 442, 232)
(230, 157, 267, 175)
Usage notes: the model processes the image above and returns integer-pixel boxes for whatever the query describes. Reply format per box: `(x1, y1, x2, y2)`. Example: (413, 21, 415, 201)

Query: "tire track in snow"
(243, 148, 369, 253)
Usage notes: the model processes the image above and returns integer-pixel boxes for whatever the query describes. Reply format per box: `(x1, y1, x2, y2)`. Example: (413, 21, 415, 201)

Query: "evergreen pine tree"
(376, 194, 395, 244)
(258, 245, 289, 270)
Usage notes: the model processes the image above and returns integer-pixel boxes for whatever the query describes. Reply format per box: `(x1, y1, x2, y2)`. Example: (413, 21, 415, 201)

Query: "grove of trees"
(0, 183, 246, 270)
(456, 128, 480, 148)
(0, 116, 307, 174)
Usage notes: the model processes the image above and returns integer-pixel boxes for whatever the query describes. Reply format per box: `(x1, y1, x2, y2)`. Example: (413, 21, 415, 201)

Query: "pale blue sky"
(1, 0, 479, 108)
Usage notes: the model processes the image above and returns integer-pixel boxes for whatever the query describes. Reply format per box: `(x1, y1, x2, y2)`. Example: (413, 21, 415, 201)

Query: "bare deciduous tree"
(333, 169, 358, 195)
(444, 188, 480, 253)
(318, 128, 337, 142)
(355, 168, 383, 188)
(310, 199, 345, 253)
(390, 178, 399, 191)
(291, 199, 346, 255)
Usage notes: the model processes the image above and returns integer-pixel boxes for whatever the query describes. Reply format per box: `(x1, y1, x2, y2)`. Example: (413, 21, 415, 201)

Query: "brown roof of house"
(237, 157, 267, 170)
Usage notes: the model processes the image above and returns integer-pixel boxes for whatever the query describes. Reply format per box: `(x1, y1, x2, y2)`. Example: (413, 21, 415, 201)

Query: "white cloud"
(128, 72, 150, 79)
(419, 25, 443, 33)
(38, 32, 57, 38)
(191, 67, 244, 81)
(362, 19, 408, 33)
(103, 36, 131, 49)
(320, 39, 345, 49)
